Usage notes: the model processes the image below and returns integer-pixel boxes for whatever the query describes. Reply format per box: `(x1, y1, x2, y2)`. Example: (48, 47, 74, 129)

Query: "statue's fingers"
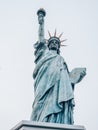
(80, 72, 86, 78)
(81, 71, 86, 76)
(83, 69, 86, 73)
(83, 71, 86, 76)
(80, 74, 84, 78)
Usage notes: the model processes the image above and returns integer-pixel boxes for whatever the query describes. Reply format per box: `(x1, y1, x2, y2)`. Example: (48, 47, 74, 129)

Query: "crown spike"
(60, 44, 67, 47)
(60, 39, 67, 43)
(48, 30, 51, 37)
(59, 32, 63, 38)
(54, 29, 57, 37)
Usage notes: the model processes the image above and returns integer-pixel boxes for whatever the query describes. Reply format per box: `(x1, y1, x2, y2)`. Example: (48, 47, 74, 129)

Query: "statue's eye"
(55, 41, 58, 44)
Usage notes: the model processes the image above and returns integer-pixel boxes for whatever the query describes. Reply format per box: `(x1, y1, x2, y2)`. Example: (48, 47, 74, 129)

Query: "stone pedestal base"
(11, 120, 86, 130)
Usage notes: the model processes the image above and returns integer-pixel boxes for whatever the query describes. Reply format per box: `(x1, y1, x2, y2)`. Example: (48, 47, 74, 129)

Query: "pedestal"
(11, 120, 86, 130)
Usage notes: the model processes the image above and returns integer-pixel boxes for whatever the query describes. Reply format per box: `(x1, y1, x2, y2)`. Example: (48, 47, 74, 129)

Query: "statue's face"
(38, 13, 44, 24)
(49, 39, 60, 51)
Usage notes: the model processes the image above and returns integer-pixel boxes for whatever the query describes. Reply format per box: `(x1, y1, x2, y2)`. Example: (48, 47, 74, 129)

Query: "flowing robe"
(30, 42, 75, 124)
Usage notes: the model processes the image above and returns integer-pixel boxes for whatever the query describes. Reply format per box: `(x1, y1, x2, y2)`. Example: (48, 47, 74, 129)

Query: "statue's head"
(37, 8, 46, 24)
(48, 37, 60, 54)
(48, 30, 67, 54)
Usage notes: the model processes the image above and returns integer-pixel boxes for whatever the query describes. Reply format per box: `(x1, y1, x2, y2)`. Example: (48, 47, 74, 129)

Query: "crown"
(47, 29, 67, 47)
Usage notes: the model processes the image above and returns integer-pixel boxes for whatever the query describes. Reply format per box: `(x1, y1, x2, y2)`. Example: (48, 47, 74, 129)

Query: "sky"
(0, 0, 98, 130)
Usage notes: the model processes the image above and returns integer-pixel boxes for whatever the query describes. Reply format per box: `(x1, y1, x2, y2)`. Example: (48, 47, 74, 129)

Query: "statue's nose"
(53, 41, 56, 44)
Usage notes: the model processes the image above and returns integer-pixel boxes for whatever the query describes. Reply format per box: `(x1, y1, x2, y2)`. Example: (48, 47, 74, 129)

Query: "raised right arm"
(34, 9, 47, 63)
(37, 8, 46, 43)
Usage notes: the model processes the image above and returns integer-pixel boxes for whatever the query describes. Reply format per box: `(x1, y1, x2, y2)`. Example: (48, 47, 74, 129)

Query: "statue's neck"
(50, 50, 57, 54)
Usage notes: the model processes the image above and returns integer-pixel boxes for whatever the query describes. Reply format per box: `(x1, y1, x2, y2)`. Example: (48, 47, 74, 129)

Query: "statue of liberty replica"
(30, 8, 86, 124)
